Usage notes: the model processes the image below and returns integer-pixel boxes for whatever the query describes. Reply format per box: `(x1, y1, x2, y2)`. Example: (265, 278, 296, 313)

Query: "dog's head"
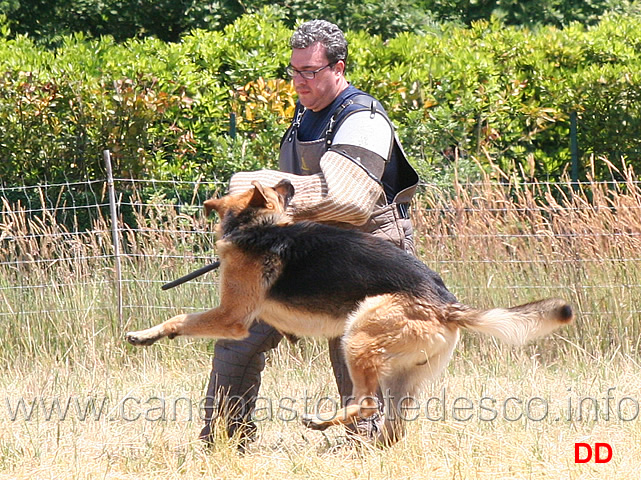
(203, 179, 295, 221)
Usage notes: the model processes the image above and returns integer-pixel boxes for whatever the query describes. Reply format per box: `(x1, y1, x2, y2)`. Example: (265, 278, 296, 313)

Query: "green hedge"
(0, 9, 640, 186)
(2, 0, 636, 43)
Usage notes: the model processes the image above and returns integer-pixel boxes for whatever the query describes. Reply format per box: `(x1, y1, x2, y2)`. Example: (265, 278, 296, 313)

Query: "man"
(199, 19, 419, 447)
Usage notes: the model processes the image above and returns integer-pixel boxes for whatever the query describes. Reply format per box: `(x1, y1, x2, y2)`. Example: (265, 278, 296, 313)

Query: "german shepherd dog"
(126, 179, 573, 445)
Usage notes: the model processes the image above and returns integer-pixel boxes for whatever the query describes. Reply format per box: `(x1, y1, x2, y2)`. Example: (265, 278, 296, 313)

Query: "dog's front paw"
(126, 329, 162, 346)
(301, 414, 331, 431)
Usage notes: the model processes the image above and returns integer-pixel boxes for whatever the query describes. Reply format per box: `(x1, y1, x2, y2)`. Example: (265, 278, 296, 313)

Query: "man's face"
(289, 43, 346, 112)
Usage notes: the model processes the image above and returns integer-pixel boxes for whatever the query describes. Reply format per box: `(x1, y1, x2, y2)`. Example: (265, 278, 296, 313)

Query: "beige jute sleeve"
(228, 150, 384, 226)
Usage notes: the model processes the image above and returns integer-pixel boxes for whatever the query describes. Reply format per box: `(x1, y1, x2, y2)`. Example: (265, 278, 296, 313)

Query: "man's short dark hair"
(290, 20, 348, 66)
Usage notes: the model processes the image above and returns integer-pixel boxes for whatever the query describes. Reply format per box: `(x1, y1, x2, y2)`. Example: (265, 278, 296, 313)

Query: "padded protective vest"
(279, 94, 419, 211)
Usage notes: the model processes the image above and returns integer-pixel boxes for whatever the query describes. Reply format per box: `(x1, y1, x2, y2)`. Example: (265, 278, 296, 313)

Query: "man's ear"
(248, 181, 269, 208)
(273, 179, 295, 209)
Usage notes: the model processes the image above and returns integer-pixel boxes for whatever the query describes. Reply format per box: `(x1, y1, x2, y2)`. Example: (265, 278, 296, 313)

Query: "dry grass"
(1, 172, 640, 479)
(1, 344, 639, 479)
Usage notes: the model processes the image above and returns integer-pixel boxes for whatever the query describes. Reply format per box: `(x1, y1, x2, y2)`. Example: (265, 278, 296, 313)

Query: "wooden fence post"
(103, 150, 123, 329)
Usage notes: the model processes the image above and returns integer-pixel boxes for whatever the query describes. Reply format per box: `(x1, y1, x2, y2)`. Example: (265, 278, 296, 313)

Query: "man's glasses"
(286, 63, 336, 80)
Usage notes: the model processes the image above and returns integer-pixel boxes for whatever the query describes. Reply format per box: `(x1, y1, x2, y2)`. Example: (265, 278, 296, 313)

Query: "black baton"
(161, 260, 221, 290)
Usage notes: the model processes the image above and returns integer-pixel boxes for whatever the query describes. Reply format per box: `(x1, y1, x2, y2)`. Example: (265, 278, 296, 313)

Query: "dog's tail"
(449, 298, 573, 345)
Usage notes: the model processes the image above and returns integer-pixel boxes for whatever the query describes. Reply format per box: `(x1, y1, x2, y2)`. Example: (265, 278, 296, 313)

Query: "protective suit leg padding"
(328, 336, 354, 406)
(199, 321, 283, 444)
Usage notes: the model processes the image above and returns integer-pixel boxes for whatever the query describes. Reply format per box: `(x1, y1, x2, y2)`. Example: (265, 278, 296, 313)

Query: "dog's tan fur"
(126, 180, 573, 445)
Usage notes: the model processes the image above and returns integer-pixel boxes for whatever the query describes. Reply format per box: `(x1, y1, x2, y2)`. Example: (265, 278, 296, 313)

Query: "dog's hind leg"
(301, 294, 415, 433)
(301, 353, 382, 432)
(376, 331, 459, 446)
(301, 294, 460, 445)
(301, 296, 393, 432)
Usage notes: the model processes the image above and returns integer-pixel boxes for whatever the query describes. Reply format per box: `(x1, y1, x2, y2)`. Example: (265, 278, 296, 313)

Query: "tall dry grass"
(1, 173, 640, 479)
(415, 166, 641, 358)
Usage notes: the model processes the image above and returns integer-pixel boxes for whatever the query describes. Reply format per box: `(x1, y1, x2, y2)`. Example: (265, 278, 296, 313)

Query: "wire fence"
(2, 155, 641, 335)
(0, 153, 225, 331)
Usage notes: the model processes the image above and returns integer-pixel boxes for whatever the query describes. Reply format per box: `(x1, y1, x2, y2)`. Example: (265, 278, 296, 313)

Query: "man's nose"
(292, 74, 307, 85)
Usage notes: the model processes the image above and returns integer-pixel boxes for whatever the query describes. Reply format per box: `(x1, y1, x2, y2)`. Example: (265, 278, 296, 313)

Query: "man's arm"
(229, 110, 393, 226)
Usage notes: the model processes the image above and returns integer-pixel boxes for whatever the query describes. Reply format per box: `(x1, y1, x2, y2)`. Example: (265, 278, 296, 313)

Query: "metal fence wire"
(2, 153, 641, 334)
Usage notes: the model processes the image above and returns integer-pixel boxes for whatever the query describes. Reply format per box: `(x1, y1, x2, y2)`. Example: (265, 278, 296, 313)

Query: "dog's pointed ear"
(203, 197, 222, 218)
(273, 179, 295, 209)
(249, 181, 270, 208)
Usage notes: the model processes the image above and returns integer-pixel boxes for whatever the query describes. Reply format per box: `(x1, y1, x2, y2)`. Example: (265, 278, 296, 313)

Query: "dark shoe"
(199, 419, 257, 453)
